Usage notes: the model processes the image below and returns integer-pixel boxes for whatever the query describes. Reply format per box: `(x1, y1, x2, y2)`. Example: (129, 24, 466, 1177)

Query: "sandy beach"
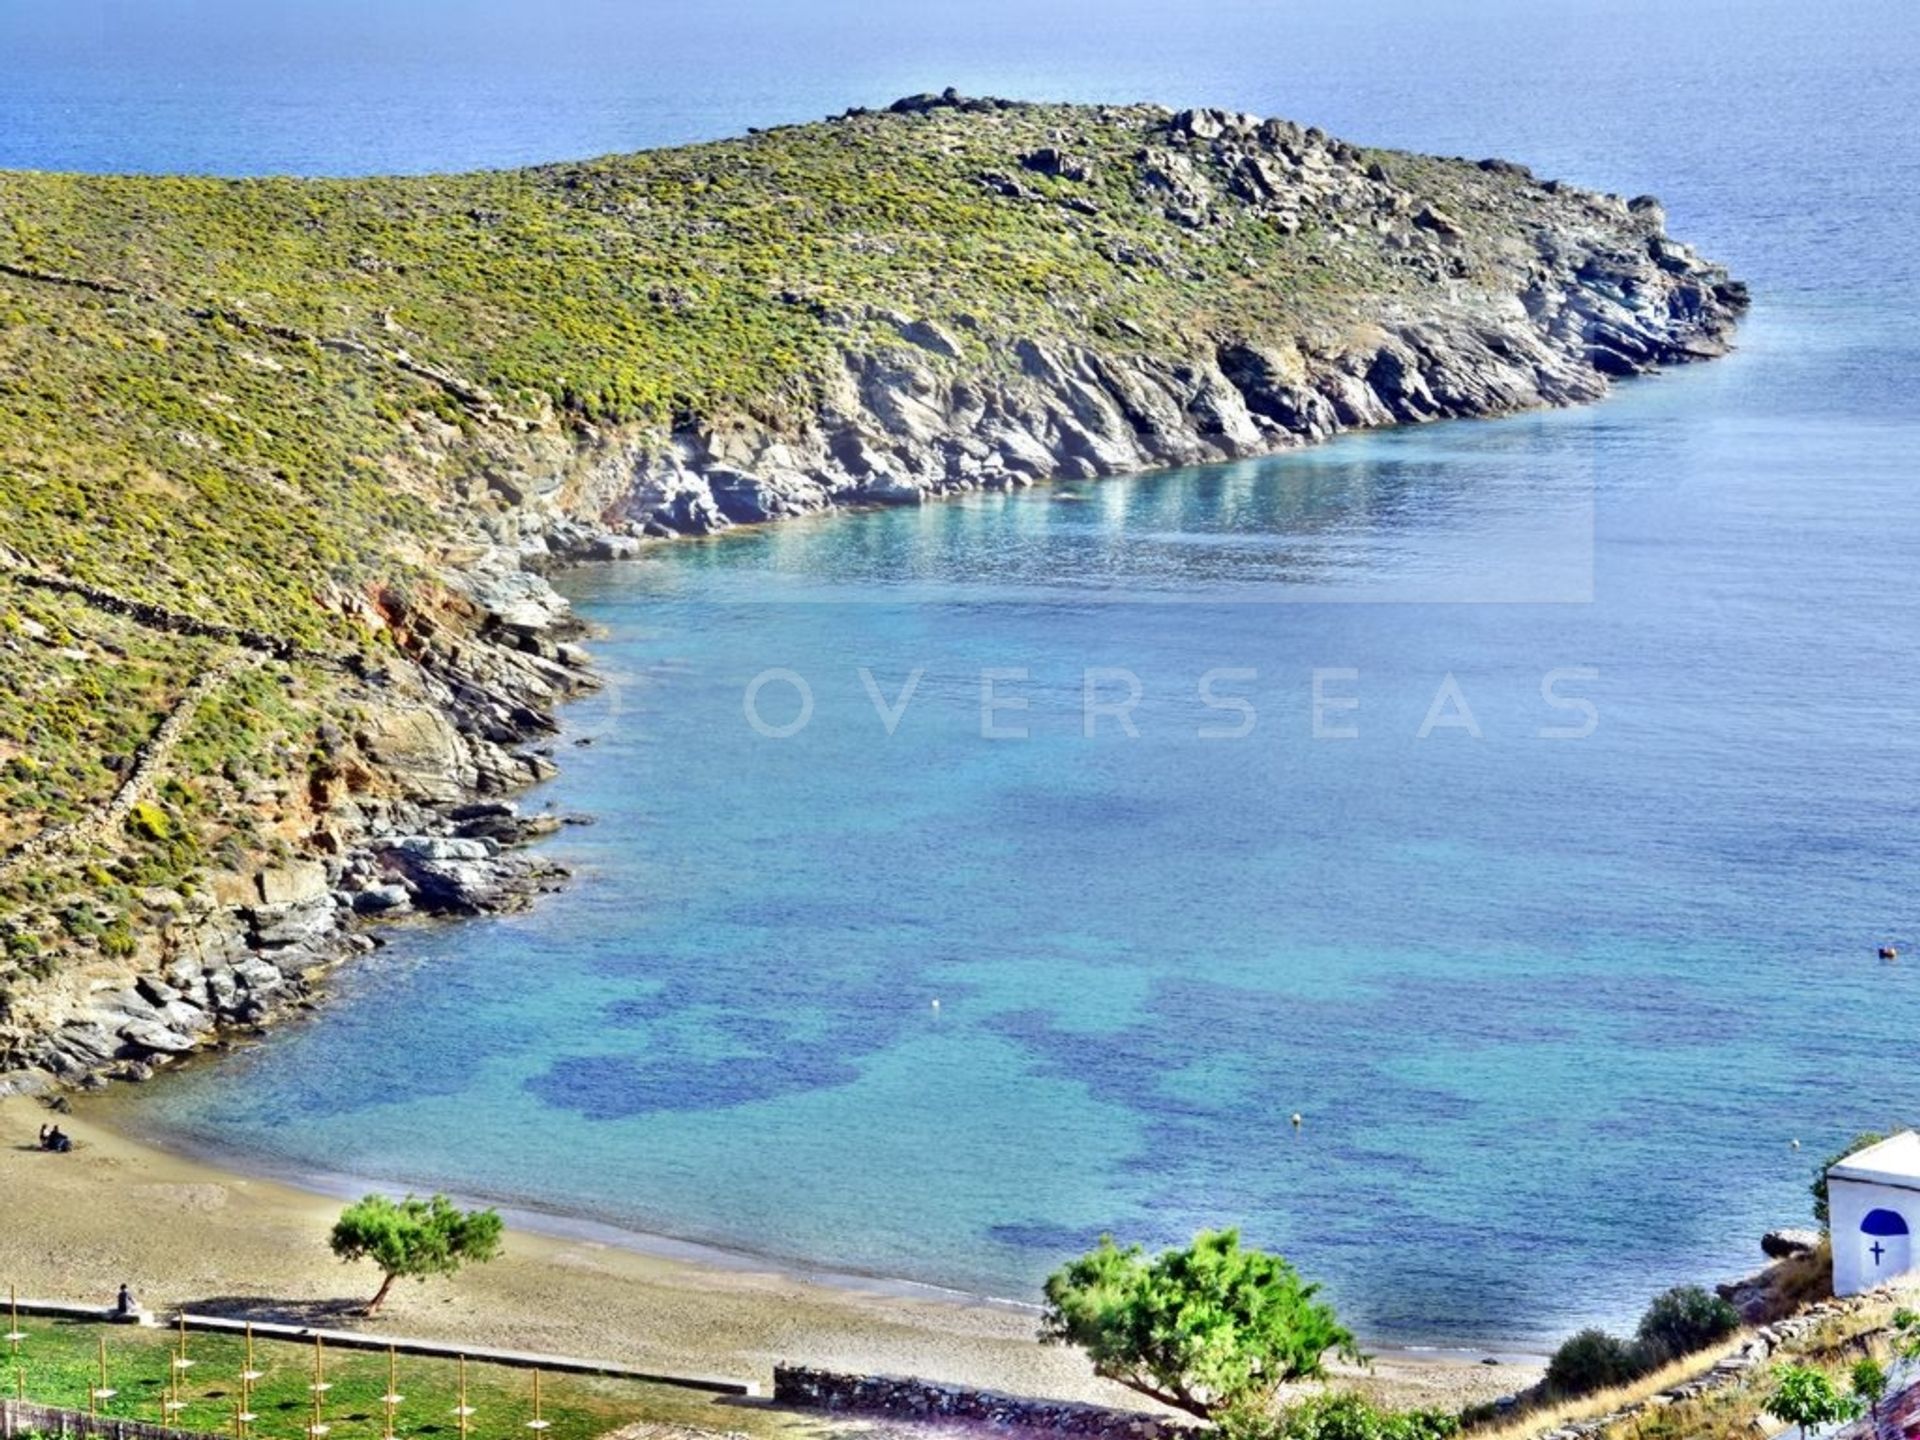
(0, 1095, 1539, 1419)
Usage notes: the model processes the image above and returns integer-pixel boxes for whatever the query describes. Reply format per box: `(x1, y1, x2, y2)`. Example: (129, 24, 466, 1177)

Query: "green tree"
(1850, 1358, 1888, 1420)
(1812, 1132, 1897, 1228)
(1636, 1285, 1740, 1363)
(1544, 1329, 1645, 1398)
(1041, 1230, 1360, 1419)
(328, 1193, 504, 1314)
(1767, 1364, 1862, 1440)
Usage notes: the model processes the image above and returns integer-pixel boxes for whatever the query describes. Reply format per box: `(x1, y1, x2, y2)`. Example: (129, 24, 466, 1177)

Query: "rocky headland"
(594, 96, 1745, 536)
(0, 91, 1745, 1090)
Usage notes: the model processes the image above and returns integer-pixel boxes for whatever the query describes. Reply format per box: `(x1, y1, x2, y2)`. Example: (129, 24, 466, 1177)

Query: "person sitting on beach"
(40, 1124, 71, 1153)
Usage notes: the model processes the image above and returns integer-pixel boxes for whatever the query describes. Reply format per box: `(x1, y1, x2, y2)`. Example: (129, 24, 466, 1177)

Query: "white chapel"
(1828, 1131, 1920, 1296)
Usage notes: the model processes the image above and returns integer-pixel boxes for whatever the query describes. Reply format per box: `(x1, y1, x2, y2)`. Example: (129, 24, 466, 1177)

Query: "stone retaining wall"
(1538, 1291, 1892, 1440)
(0, 655, 256, 879)
(771, 1366, 1199, 1439)
(0, 1399, 213, 1440)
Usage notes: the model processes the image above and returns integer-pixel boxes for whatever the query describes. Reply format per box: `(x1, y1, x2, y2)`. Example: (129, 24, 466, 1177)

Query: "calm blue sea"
(14, 0, 1920, 1348)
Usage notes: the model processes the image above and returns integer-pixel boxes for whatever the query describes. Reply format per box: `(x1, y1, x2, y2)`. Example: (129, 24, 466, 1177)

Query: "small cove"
(30, 0, 1918, 1349)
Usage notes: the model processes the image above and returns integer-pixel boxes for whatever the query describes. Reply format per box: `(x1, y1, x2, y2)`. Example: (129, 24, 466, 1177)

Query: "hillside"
(0, 92, 1746, 1083)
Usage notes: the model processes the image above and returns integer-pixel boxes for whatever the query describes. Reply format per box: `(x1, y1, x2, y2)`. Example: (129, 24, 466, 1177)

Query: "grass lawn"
(1, 1317, 794, 1440)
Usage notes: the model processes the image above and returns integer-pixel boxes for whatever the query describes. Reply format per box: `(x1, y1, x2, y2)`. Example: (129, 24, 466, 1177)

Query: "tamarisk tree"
(329, 1193, 504, 1315)
(1041, 1229, 1359, 1419)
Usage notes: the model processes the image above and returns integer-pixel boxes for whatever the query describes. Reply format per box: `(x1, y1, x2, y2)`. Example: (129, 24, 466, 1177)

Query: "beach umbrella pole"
(91, 1334, 117, 1417)
(382, 1344, 404, 1440)
(308, 1335, 331, 1437)
(527, 1367, 550, 1431)
(453, 1353, 474, 1440)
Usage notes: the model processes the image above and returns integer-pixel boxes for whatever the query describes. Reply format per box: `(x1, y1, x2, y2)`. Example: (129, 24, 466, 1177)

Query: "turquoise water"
(16, 0, 1920, 1348)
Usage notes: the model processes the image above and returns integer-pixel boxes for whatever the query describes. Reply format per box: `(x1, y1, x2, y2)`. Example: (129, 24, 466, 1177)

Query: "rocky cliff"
(0, 93, 1744, 1090)
(585, 97, 1743, 537)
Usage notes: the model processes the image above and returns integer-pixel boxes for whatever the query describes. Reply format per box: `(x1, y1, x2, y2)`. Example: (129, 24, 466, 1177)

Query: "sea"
(8, 0, 1920, 1349)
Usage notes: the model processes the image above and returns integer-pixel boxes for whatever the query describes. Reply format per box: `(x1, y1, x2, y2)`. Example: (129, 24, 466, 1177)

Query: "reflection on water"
(645, 415, 1600, 605)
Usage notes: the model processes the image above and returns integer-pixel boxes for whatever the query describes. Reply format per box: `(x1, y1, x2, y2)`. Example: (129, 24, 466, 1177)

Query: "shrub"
(1893, 1308, 1920, 1361)
(99, 919, 138, 958)
(1222, 1392, 1459, 1440)
(1636, 1285, 1739, 1363)
(127, 799, 171, 841)
(1545, 1328, 1645, 1397)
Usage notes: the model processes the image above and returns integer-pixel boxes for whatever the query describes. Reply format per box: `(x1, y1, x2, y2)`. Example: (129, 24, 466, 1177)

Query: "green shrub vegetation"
(1545, 1329, 1646, 1398)
(1544, 1285, 1743, 1400)
(1635, 1286, 1740, 1365)
(1223, 1392, 1459, 1440)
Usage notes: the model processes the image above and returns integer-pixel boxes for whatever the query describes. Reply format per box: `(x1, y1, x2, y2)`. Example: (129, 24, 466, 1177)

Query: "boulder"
(1762, 1227, 1822, 1259)
(584, 532, 641, 561)
(0, 1070, 53, 1099)
(390, 835, 493, 862)
(664, 487, 729, 535)
(119, 1019, 198, 1055)
(1186, 367, 1265, 453)
(232, 957, 288, 993)
(1366, 342, 1444, 421)
(248, 897, 336, 948)
(1628, 194, 1667, 225)
(459, 565, 572, 632)
(352, 885, 413, 916)
(256, 861, 329, 907)
(1172, 107, 1227, 141)
(1019, 148, 1093, 182)
(705, 466, 828, 523)
(1413, 203, 1464, 238)
(47, 1022, 120, 1069)
(205, 967, 241, 1012)
(1229, 155, 1290, 203)
(360, 707, 476, 805)
(157, 999, 214, 1034)
(894, 317, 965, 360)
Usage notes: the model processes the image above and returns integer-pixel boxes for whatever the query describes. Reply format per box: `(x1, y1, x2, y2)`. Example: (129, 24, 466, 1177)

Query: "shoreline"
(0, 1095, 1543, 1416)
(95, 1096, 1046, 1316)
(112, 1096, 1555, 1363)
